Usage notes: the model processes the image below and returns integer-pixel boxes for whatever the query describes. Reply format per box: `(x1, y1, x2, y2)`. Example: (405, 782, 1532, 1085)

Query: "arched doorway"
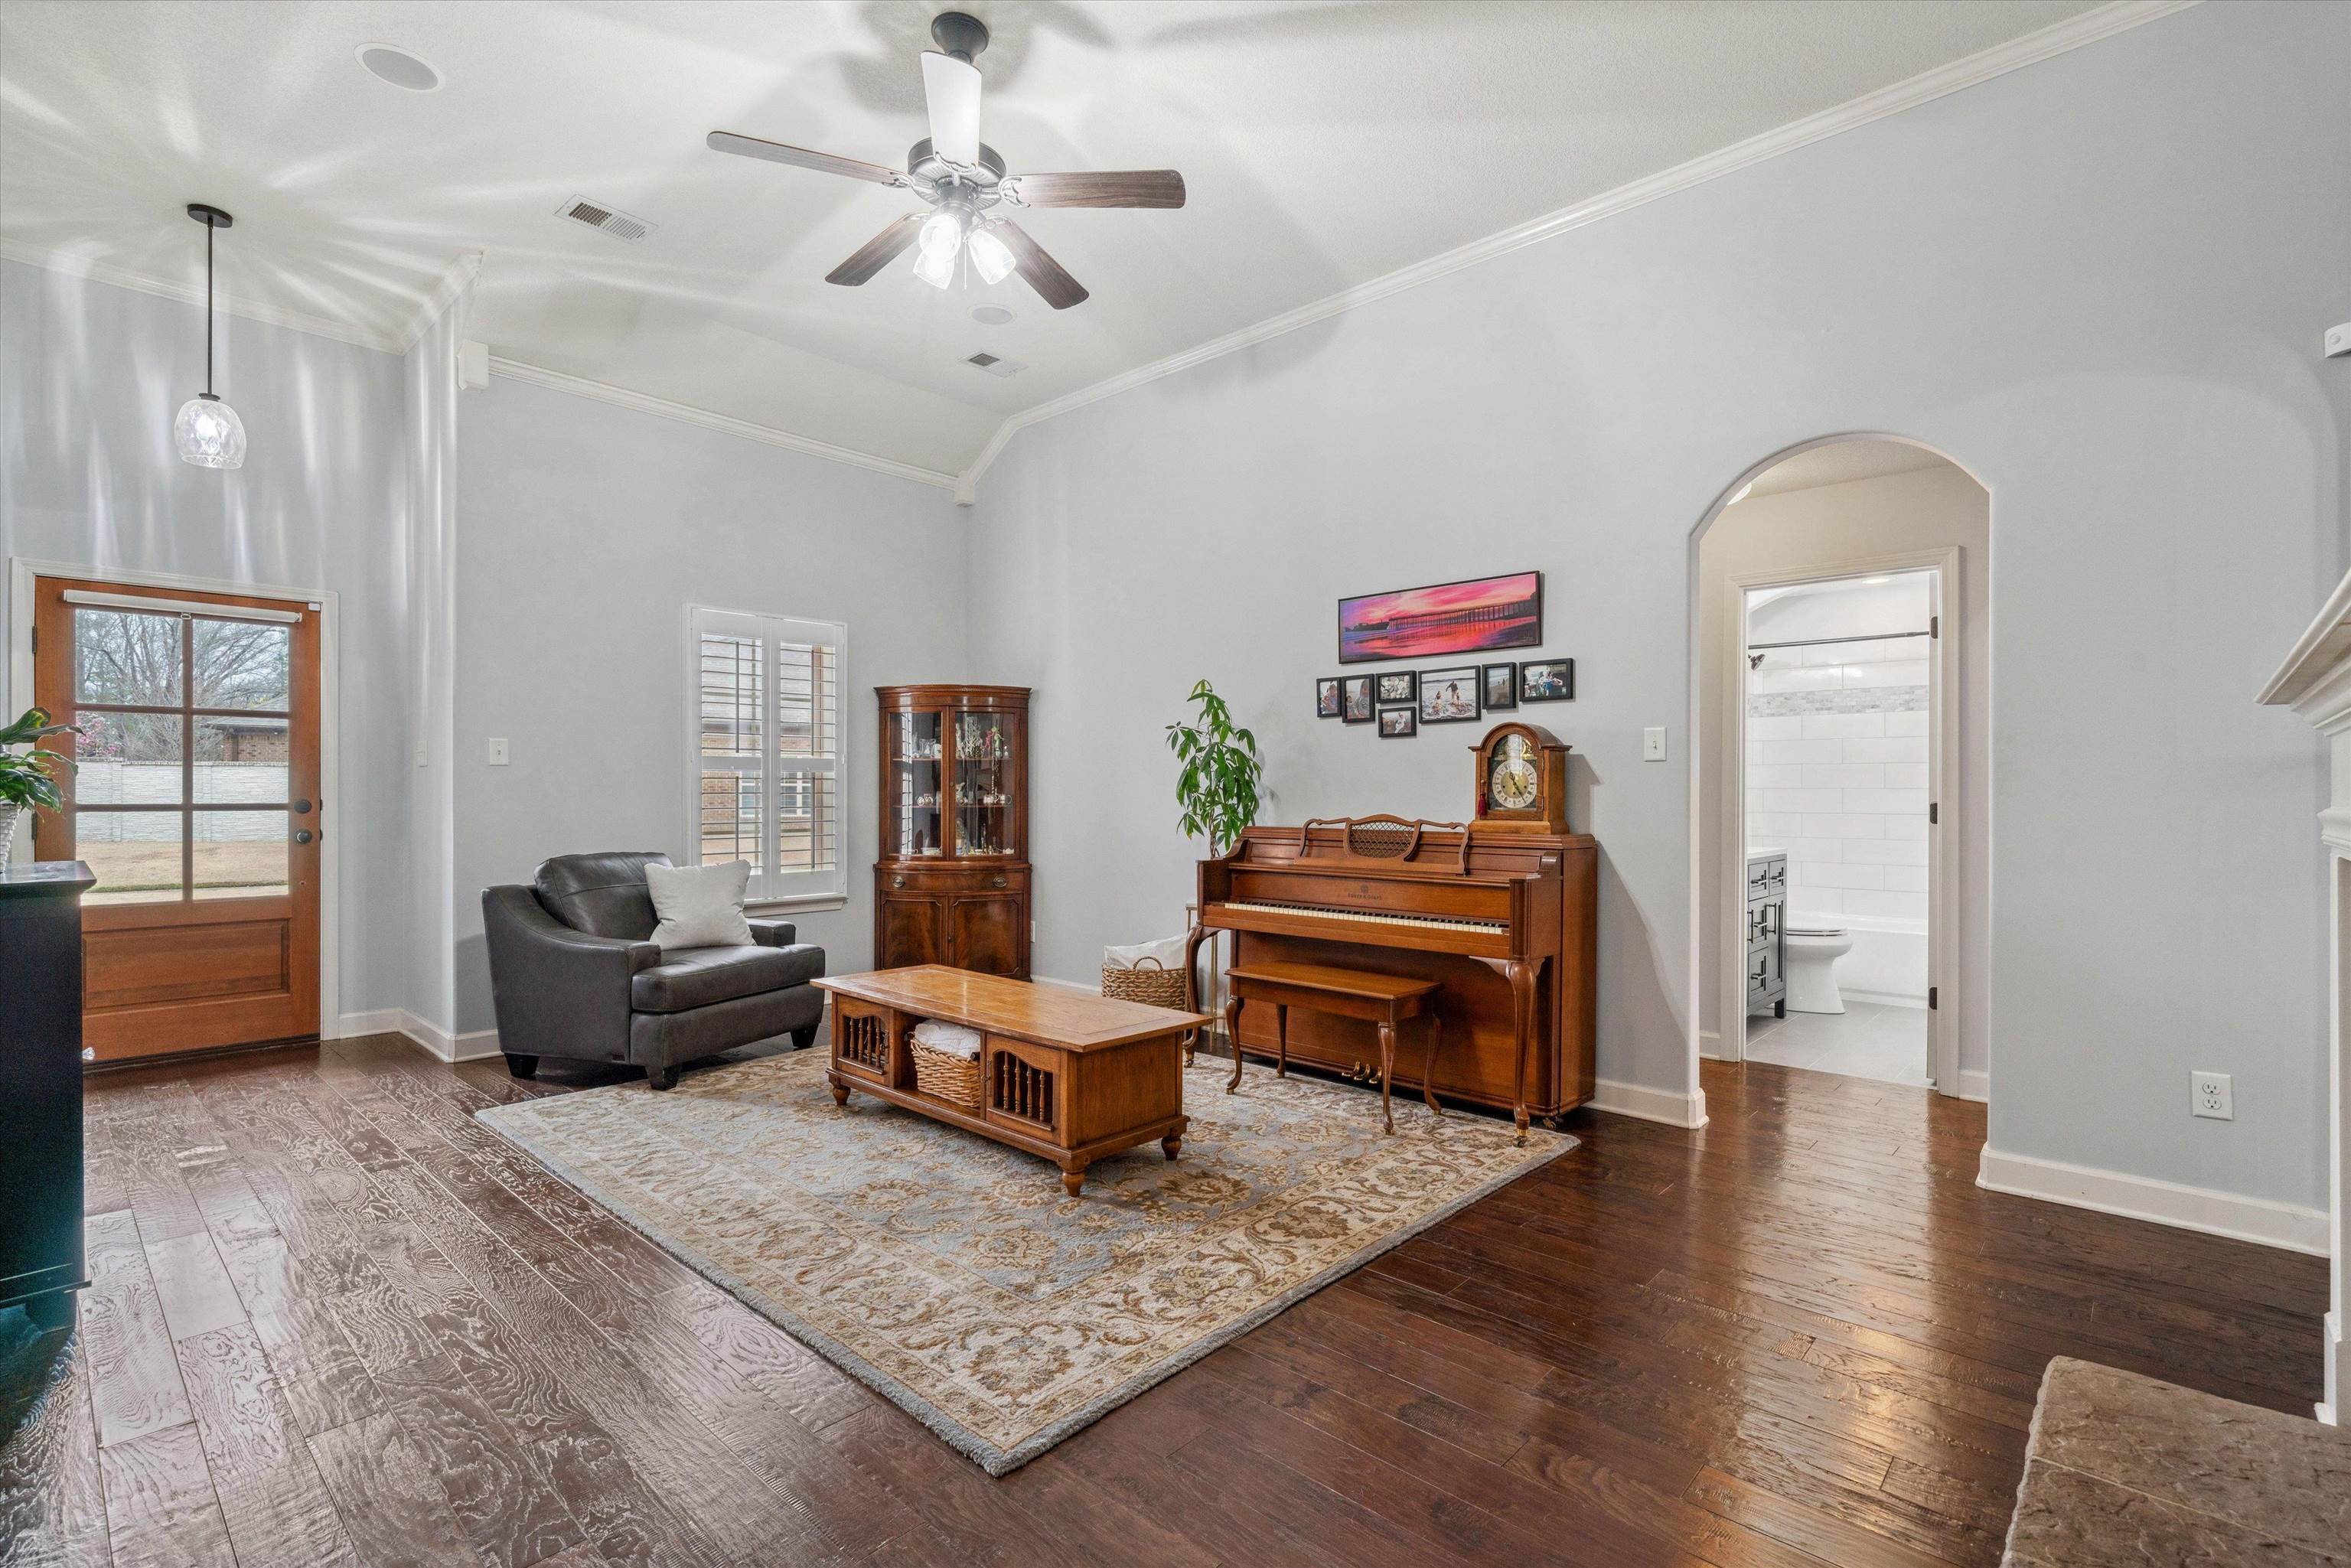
(1689, 436, 1990, 1100)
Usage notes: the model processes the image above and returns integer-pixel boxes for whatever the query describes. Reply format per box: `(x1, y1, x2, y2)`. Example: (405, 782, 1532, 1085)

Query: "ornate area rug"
(478, 1049, 1570, 1475)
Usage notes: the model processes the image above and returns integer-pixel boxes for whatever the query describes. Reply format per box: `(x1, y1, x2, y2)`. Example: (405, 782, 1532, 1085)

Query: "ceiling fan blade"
(919, 51, 982, 166)
(706, 131, 905, 186)
(990, 220, 1089, 310)
(1006, 171, 1186, 209)
(824, 214, 927, 286)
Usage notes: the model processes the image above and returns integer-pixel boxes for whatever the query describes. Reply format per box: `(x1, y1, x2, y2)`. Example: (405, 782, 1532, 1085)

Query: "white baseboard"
(1841, 988, 1926, 1009)
(1590, 1077, 1709, 1130)
(2321, 1310, 2343, 1426)
(337, 1009, 501, 1063)
(330, 1009, 404, 1040)
(1978, 1147, 2327, 1257)
(1955, 1068, 1989, 1102)
(1698, 1028, 1732, 1062)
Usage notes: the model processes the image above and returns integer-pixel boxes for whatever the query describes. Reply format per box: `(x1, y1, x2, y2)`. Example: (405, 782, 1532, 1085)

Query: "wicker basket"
(1102, 954, 1187, 1010)
(909, 1040, 983, 1109)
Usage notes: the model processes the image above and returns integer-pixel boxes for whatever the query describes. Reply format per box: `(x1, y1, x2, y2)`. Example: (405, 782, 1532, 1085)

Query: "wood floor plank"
(307, 1412, 479, 1568)
(96, 1422, 233, 1568)
(0, 1325, 111, 1568)
(174, 1322, 361, 1566)
(79, 1211, 193, 1449)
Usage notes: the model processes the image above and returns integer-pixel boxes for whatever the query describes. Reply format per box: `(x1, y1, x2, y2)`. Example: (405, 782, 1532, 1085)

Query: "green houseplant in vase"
(0, 707, 76, 863)
(1165, 680, 1264, 1059)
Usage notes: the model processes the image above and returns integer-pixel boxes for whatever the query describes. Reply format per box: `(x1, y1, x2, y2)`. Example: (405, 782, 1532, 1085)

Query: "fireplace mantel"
(2260, 564, 2351, 1424)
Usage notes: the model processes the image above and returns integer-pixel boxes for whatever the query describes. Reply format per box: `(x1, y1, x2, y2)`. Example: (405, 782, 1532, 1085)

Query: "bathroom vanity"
(1745, 849, 1787, 1019)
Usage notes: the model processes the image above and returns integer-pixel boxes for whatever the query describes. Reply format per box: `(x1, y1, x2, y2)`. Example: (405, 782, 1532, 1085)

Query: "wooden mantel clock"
(1471, 721, 1571, 833)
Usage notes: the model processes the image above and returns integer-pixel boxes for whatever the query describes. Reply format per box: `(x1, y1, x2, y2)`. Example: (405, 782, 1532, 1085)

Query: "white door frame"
(8, 556, 344, 1045)
(1716, 546, 1963, 1095)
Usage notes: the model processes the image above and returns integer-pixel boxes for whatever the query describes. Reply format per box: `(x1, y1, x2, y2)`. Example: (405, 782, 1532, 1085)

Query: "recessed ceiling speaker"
(356, 44, 441, 92)
(970, 303, 1016, 326)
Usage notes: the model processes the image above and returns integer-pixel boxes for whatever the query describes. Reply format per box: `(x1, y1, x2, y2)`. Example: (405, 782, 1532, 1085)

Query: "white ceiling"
(2, 0, 2103, 480)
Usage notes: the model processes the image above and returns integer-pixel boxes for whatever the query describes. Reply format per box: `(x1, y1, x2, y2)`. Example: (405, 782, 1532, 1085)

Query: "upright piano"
(1186, 816, 1596, 1135)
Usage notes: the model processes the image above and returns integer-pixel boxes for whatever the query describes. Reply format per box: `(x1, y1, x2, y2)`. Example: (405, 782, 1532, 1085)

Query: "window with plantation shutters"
(687, 607, 845, 902)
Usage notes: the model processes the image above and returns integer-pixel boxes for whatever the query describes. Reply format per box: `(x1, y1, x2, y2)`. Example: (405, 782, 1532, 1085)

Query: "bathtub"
(1793, 911, 1927, 1008)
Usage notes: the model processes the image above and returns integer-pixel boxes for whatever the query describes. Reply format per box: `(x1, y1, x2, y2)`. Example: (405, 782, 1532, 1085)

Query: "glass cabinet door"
(953, 710, 1018, 858)
(887, 708, 944, 858)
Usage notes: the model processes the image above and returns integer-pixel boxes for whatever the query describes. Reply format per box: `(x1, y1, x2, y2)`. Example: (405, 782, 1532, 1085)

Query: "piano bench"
(1221, 962, 1443, 1135)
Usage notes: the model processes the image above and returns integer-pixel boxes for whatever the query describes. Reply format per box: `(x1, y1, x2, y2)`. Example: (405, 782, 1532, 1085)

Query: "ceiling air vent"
(556, 196, 654, 243)
(965, 352, 1026, 379)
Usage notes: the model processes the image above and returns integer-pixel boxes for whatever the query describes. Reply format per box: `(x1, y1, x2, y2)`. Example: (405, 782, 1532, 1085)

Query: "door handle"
(292, 798, 313, 814)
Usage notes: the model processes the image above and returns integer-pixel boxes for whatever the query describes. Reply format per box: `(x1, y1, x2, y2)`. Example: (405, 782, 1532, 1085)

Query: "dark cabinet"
(1746, 852, 1786, 1019)
(876, 686, 1031, 978)
(2, 859, 96, 1331)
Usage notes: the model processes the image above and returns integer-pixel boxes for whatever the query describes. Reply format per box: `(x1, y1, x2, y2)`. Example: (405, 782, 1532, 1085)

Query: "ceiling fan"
(708, 11, 1184, 310)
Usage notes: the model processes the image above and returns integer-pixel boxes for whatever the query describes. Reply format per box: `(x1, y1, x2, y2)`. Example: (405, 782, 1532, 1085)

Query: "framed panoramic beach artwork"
(1338, 570, 1541, 664)
(1341, 675, 1375, 722)
(1316, 677, 1342, 718)
(1418, 667, 1480, 723)
(1521, 659, 1575, 702)
(1378, 706, 1417, 738)
(1482, 663, 1517, 710)
(1376, 670, 1418, 705)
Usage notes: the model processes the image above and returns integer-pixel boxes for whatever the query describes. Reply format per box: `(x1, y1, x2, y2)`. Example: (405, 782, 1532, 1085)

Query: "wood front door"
(31, 576, 322, 1061)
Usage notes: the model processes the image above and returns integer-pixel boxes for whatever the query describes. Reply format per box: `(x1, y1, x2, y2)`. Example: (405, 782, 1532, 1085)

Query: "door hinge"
(1929, 802, 1939, 825)
(1930, 614, 1939, 639)
(1929, 986, 1939, 1010)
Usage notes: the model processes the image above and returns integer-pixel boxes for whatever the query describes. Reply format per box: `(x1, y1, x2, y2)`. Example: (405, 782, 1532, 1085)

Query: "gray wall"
(967, 2, 2348, 1210)
(448, 374, 970, 1035)
(0, 259, 418, 1018)
(1697, 460, 1990, 1079)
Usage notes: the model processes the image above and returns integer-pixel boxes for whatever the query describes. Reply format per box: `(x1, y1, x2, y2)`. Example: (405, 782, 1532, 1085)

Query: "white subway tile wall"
(1746, 636, 1929, 921)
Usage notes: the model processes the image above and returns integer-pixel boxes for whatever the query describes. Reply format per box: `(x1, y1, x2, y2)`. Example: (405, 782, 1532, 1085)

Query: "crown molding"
(484, 356, 960, 493)
(398, 251, 484, 352)
(950, 0, 2198, 506)
(0, 237, 412, 354)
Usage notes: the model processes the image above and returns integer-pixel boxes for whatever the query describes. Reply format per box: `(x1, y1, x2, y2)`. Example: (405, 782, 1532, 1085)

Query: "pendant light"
(174, 204, 246, 470)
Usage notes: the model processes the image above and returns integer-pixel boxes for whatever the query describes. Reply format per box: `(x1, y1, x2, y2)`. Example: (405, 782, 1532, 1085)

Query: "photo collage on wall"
(1318, 570, 1572, 736)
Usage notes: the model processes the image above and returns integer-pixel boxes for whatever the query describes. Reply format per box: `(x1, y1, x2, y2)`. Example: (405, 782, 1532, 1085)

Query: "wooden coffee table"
(814, 966, 1208, 1197)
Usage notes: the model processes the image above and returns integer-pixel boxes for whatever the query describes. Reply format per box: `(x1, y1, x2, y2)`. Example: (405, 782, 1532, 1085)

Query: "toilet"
(1782, 919, 1854, 1014)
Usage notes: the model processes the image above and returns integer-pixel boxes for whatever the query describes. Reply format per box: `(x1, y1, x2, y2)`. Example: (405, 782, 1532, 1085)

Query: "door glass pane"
(77, 810, 184, 904)
(191, 618, 291, 710)
(72, 710, 185, 805)
(74, 608, 181, 706)
(890, 710, 942, 857)
(955, 712, 1013, 857)
(192, 810, 289, 900)
(195, 716, 289, 803)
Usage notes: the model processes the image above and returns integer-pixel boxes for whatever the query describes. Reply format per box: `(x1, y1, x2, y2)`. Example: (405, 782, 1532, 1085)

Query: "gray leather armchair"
(481, 852, 825, 1089)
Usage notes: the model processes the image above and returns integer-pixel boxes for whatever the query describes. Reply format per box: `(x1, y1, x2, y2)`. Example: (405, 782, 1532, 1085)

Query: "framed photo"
(1338, 570, 1542, 664)
(1375, 670, 1418, 705)
(1378, 706, 1417, 738)
(1520, 659, 1575, 702)
(1418, 667, 1481, 723)
(1316, 677, 1342, 719)
(1340, 675, 1375, 723)
(1482, 663, 1518, 710)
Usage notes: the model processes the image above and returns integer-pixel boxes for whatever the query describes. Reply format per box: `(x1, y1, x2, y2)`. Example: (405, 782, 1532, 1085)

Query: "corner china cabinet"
(876, 685, 1030, 977)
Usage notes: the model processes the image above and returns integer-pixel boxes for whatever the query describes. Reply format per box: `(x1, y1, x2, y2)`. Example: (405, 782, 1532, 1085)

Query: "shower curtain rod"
(1749, 629, 1931, 653)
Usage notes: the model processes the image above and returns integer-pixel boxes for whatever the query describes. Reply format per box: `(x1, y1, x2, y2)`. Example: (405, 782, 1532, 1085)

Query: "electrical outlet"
(1643, 726, 1668, 761)
(2191, 1071, 2232, 1120)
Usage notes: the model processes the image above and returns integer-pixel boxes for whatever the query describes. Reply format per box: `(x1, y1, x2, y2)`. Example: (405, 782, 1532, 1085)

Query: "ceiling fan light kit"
(174, 202, 246, 471)
(708, 10, 1185, 311)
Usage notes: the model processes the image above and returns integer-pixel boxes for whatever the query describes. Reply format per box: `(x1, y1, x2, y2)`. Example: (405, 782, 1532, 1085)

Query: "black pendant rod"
(186, 204, 233, 399)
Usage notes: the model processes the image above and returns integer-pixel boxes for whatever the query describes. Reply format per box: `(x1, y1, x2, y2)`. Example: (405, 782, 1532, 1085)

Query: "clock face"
(1490, 735, 1540, 811)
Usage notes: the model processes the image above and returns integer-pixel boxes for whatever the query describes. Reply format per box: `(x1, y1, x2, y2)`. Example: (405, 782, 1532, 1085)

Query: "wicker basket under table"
(909, 1039, 983, 1109)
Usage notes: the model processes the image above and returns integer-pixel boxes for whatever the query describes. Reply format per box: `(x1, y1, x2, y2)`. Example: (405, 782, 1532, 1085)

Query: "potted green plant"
(1165, 679, 1264, 856)
(0, 707, 76, 862)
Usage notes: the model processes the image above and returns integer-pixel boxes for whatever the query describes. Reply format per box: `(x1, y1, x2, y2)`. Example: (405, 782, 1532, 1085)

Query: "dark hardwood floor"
(1, 1035, 2327, 1567)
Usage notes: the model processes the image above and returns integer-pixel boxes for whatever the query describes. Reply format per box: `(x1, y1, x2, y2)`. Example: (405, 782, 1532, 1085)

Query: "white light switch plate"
(487, 738, 510, 766)
(2327, 322, 2351, 358)
(1643, 727, 1667, 761)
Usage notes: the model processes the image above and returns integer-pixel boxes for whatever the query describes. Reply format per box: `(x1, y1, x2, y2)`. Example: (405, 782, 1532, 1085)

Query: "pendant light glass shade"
(967, 223, 1015, 286)
(174, 393, 246, 469)
(911, 209, 962, 290)
(178, 204, 245, 470)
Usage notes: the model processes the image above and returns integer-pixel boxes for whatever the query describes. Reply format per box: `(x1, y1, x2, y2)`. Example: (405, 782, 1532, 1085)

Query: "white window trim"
(683, 605, 848, 905)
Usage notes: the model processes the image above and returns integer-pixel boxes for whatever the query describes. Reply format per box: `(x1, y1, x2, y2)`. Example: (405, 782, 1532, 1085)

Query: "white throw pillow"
(644, 859, 755, 951)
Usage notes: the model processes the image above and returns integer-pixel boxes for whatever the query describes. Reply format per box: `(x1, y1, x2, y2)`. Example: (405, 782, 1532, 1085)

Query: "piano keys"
(1186, 815, 1596, 1136)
